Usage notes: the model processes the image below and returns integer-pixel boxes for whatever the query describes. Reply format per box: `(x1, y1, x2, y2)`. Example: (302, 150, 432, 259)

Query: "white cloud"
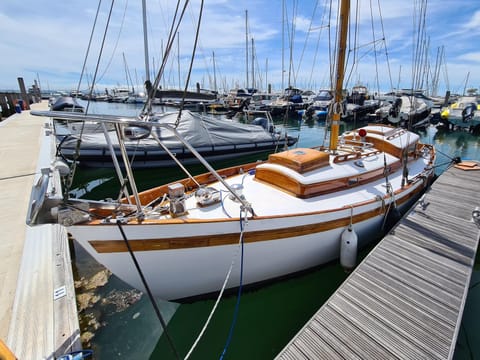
(463, 10, 480, 30)
(0, 0, 478, 95)
(457, 52, 480, 62)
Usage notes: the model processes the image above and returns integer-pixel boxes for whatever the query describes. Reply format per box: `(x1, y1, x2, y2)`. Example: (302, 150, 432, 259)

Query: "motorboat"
(440, 96, 480, 131)
(300, 89, 333, 121)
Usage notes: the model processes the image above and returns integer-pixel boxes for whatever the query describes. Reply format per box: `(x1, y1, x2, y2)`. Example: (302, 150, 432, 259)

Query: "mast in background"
(212, 51, 217, 93)
(142, 0, 150, 84)
(245, 9, 249, 89)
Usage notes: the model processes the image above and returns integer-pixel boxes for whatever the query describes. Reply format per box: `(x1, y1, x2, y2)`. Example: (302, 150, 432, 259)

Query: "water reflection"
(69, 176, 115, 198)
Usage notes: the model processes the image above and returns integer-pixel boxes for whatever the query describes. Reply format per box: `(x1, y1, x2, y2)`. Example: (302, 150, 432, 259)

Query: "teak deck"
(276, 165, 480, 359)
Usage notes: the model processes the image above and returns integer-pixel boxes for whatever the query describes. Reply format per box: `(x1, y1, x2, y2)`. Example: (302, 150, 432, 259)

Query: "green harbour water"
(68, 101, 480, 359)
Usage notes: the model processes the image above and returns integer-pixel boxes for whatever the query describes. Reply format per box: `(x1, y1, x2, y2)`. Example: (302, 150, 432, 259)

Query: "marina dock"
(276, 165, 480, 359)
(0, 102, 81, 359)
(1, 99, 479, 359)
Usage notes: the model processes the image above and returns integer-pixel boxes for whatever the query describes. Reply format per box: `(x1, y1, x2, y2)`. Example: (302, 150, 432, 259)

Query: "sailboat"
(30, 0, 436, 301)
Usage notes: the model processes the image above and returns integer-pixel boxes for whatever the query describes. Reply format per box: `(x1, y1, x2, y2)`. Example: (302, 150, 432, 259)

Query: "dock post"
(17, 77, 30, 110)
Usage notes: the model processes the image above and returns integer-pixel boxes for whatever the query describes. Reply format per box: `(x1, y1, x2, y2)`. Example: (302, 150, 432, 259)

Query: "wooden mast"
(329, 0, 350, 152)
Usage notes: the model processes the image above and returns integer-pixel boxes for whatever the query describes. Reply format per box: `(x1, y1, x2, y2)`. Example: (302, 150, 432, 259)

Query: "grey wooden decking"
(276, 166, 480, 359)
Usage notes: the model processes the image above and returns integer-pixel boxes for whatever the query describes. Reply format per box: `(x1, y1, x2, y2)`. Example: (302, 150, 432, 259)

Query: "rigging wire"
(60, 0, 103, 197)
(184, 210, 248, 360)
(375, 0, 394, 91)
(282, 0, 298, 88)
(115, 221, 180, 360)
(149, 130, 201, 187)
(368, 0, 380, 94)
(294, 0, 319, 87)
(95, 0, 129, 86)
(285, 0, 296, 87)
(327, 0, 334, 90)
(306, 0, 330, 90)
(143, 0, 190, 115)
(0, 173, 36, 181)
(176, 0, 204, 125)
(342, 0, 393, 95)
(122, 52, 135, 92)
(406, 0, 428, 132)
(219, 209, 247, 360)
(322, 0, 335, 148)
(253, 40, 263, 91)
(185, 7, 213, 91)
(412, 0, 428, 92)
(343, 0, 360, 89)
(289, 0, 299, 87)
(431, 148, 461, 170)
(376, 124, 398, 230)
(64, 0, 116, 197)
(75, 0, 102, 107)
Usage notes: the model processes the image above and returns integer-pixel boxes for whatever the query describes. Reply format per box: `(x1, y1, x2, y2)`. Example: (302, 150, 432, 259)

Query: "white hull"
(75, 219, 369, 300)
(30, 123, 435, 301)
(70, 160, 430, 300)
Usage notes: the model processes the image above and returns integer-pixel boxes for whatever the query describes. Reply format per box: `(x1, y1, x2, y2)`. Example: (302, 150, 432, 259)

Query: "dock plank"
(0, 103, 81, 358)
(276, 166, 480, 359)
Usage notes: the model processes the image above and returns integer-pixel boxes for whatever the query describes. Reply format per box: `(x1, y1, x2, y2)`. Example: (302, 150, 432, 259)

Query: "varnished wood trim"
(0, 340, 16, 360)
(88, 162, 261, 219)
(343, 134, 404, 158)
(126, 162, 260, 205)
(88, 178, 426, 253)
(268, 148, 330, 173)
(254, 160, 403, 198)
(89, 207, 381, 253)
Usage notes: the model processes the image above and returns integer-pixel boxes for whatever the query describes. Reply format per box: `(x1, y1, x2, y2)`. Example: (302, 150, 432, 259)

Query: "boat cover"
(60, 111, 283, 148)
(50, 96, 84, 112)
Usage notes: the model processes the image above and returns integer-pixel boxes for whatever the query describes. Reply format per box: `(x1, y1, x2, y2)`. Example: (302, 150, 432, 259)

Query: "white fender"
(340, 226, 358, 270)
(26, 169, 50, 225)
(53, 159, 70, 176)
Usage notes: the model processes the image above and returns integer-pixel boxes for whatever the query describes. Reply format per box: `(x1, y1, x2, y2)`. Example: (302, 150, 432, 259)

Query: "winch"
(168, 183, 187, 217)
(195, 186, 221, 206)
(229, 183, 244, 201)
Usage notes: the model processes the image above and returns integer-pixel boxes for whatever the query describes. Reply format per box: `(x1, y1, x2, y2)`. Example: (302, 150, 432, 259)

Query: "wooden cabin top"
(267, 148, 330, 174)
(254, 125, 419, 198)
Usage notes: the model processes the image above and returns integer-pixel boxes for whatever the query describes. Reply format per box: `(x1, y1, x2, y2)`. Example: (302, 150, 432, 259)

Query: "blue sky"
(0, 0, 479, 96)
